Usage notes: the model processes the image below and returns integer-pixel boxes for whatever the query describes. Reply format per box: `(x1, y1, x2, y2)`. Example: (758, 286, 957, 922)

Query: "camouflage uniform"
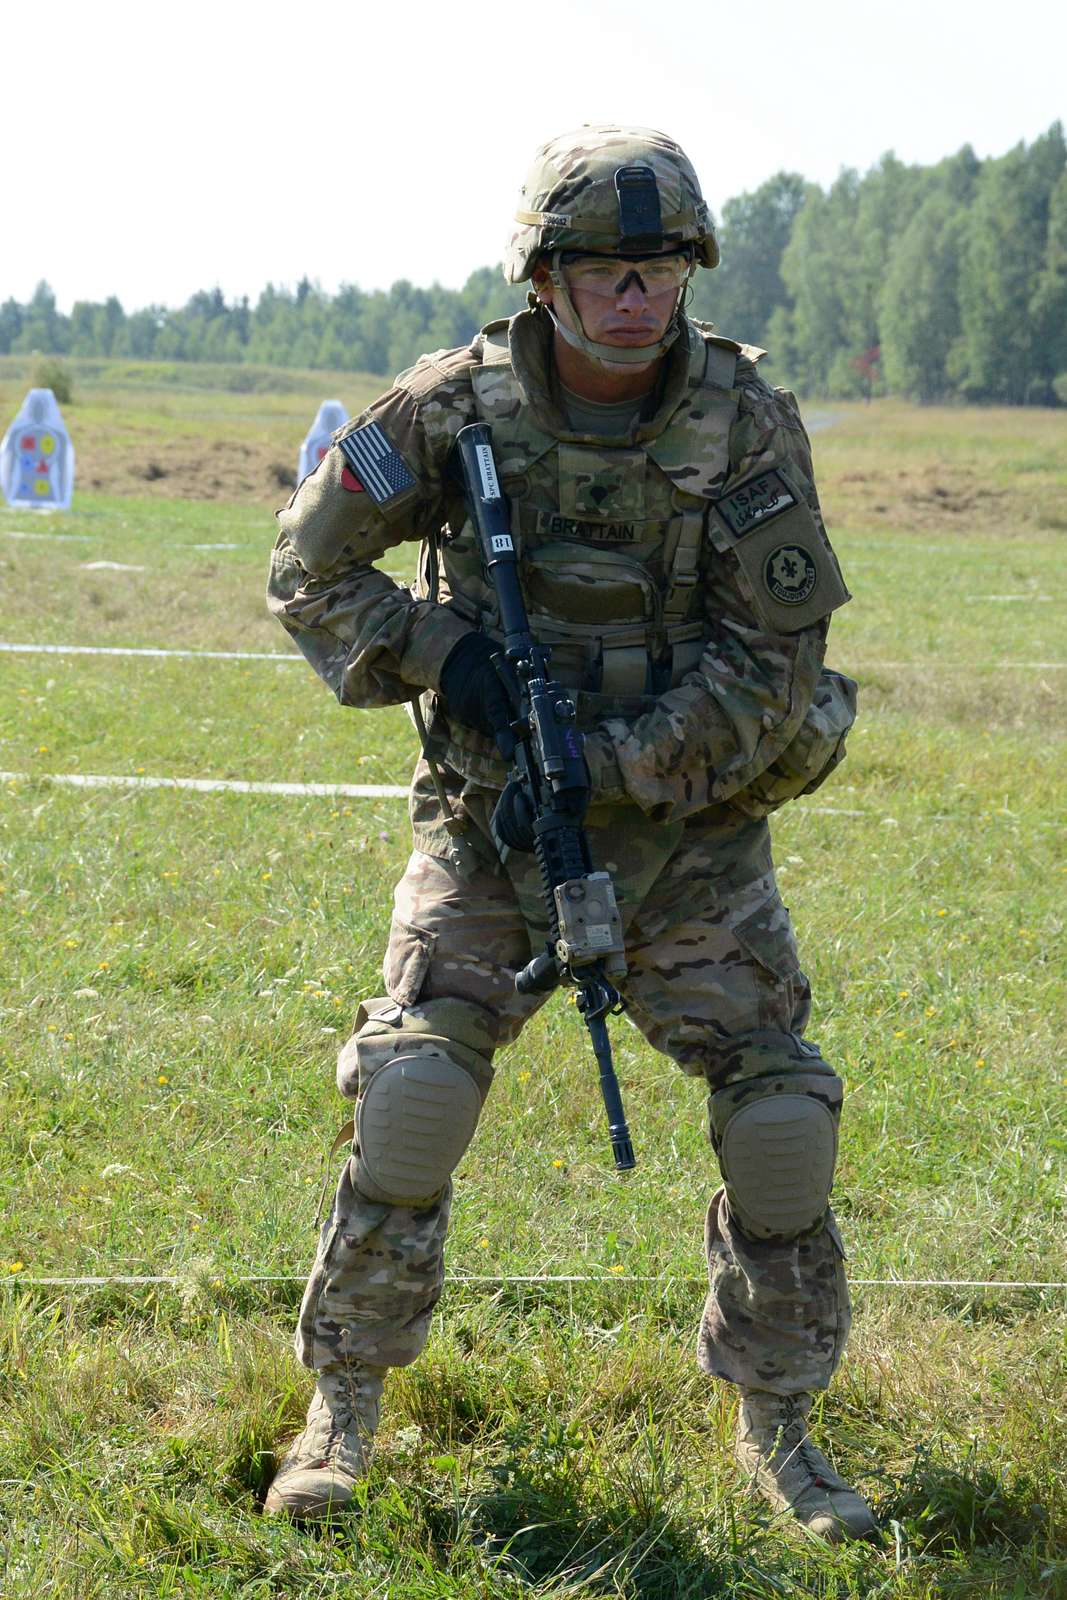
(267, 298, 857, 1397)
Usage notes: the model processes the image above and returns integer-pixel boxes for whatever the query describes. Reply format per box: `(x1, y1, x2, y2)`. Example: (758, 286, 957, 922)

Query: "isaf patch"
(707, 461, 851, 633)
(338, 423, 417, 507)
(715, 467, 798, 538)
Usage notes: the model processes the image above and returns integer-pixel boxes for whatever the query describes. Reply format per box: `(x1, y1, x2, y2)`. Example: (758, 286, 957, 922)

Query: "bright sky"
(7, 0, 1066, 313)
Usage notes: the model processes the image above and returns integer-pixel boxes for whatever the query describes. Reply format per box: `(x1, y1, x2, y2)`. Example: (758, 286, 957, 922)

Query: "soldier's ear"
(530, 262, 553, 304)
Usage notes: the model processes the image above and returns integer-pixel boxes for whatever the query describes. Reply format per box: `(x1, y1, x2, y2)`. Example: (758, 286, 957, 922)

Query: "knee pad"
(708, 1031, 842, 1242)
(342, 997, 493, 1207)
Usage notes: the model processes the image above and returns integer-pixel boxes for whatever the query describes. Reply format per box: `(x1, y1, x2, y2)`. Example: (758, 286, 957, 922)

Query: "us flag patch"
(338, 423, 417, 506)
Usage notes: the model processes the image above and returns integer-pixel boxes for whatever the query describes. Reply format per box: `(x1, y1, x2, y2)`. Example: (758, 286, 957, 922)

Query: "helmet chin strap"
(546, 250, 687, 369)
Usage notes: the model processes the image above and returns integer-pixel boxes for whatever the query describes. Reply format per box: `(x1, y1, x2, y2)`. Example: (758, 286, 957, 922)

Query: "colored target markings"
(17, 431, 57, 499)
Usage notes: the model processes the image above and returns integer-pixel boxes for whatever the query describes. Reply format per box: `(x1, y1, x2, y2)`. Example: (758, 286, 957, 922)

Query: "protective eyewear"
(560, 252, 692, 299)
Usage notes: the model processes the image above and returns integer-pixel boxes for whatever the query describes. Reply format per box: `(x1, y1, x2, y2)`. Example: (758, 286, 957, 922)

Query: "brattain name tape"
(338, 423, 417, 506)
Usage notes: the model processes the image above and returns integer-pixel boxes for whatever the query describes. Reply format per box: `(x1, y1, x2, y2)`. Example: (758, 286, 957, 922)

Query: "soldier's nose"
(614, 277, 649, 311)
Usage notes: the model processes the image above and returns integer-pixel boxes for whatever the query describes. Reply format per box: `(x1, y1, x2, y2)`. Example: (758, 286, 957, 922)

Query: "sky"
(5, 0, 1066, 313)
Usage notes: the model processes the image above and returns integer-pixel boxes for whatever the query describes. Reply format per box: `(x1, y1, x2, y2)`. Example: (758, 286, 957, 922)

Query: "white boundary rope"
(0, 642, 299, 661)
(0, 770, 407, 799)
(3, 1272, 1065, 1292)
(1, 641, 1064, 669)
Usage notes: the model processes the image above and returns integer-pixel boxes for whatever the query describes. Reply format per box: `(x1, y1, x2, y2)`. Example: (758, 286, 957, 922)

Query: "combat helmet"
(505, 124, 718, 366)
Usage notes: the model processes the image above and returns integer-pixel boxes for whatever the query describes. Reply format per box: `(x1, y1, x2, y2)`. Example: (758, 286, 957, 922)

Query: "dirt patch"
(69, 432, 301, 505)
(827, 466, 1014, 534)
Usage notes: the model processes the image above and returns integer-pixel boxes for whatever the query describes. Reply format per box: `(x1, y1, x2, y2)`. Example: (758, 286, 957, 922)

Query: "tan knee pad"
(708, 1032, 843, 1242)
(340, 997, 493, 1206)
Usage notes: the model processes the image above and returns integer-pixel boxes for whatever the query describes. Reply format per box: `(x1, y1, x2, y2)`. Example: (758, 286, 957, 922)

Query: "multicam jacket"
(267, 306, 857, 828)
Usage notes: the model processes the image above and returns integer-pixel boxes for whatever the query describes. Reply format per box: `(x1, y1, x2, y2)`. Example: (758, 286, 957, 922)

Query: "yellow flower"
(97, 961, 109, 972)
(925, 1006, 936, 1018)
(63, 1033, 73, 1041)
(47, 1023, 57, 1033)
(158, 1074, 169, 1085)
(37, 745, 49, 754)
(63, 937, 79, 948)
(517, 1071, 531, 1084)
(893, 1029, 906, 1038)
(261, 871, 272, 881)
(936, 908, 947, 917)
(898, 989, 910, 998)
(976, 1058, 986, 1068)
(609, 1263, 625, 1274)
(552, 1159, 564, 1169)
(477, 1237, 489, 1249)
(8, 1262, 24, 1273)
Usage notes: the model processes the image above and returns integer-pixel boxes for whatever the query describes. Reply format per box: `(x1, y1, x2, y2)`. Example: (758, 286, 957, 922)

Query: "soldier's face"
(534, 253, 682, 349)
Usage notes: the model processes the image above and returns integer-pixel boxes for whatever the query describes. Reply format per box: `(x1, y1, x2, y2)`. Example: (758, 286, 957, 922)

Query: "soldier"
(264, 125, 874, 1542)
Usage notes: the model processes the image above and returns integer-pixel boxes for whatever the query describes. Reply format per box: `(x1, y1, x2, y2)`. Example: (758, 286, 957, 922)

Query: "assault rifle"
(453, 422, 635, 1172)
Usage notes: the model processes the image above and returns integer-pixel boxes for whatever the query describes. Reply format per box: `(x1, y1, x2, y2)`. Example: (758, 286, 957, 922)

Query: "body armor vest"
(420, 317, 743, 788)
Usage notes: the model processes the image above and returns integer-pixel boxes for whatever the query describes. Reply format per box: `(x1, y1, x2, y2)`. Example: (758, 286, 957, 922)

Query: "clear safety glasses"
(560, 252, 692, 299)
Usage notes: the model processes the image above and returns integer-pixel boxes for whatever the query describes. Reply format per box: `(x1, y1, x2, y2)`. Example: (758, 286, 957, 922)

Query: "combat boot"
(734, 1389, 878, 1543)
(265, 1363, 385, 1520)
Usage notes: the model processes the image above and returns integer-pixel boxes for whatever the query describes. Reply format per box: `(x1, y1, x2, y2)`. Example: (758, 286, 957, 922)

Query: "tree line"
(3, 123, 1065, 404)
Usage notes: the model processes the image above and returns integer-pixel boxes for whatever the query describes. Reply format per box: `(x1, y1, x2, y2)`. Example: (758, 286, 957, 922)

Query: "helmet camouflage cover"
(505, 124, 719, 283)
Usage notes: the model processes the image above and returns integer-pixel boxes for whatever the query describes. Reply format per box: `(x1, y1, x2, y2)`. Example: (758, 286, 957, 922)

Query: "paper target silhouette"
(1, 388, 76, 510)
(298, 400, 348, 484)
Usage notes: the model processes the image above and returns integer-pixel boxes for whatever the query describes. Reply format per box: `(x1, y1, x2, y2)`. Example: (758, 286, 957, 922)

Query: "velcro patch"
(338, 423, 417, 507)
(707, 464, 851, 633)
(715, 467, 798, 538)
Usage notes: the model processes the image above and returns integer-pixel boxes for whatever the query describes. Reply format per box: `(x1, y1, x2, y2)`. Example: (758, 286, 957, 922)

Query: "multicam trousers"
(295, 786, 850, 1396)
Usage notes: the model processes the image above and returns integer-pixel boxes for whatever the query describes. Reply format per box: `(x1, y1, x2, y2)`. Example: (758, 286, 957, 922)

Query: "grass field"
(0, 358, 1065, 1597)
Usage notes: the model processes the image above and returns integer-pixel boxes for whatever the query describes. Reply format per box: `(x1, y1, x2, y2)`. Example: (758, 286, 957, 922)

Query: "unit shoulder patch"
(708, 465, 850, 633)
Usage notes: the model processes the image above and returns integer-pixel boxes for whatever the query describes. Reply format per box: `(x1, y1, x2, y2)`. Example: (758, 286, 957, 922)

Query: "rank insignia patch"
(764, 544, 818, 605)
(338, 423, 417, 506)
(715, 467, 798, 538)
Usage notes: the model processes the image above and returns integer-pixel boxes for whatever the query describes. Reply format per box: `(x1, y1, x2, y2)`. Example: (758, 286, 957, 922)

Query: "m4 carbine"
(453, 422, 635, 1172)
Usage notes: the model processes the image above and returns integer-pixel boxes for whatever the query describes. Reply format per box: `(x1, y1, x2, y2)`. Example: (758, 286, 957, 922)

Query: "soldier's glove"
(492, 767, 590, 855)
(492, 778, 536, 852)
(439, 633, 513, 741)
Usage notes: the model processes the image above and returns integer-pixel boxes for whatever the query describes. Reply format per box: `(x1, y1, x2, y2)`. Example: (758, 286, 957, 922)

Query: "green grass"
(1, 381, 1065, 1596)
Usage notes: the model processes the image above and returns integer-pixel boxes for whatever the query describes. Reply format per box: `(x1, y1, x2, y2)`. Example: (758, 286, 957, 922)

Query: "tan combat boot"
(735, 1389, 878, 1543)
(265, 1363, 386, 1520)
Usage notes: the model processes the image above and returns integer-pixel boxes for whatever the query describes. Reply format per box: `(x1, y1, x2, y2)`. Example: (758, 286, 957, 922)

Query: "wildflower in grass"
(925, 1006, 936, 1018)
(46, 1023, 57, 1033)
(63, 1033, 73, 1041)
(976, 1058, 986, 1069)
(898, 989, 910, 998)
(136, 766, 146, 775)
(158, 1074, 169, 1085)
(8, 1262, 24, 1274)
(552, 1159, 565, 1169)
(37, 745, 49, 754)
(609, 1263, 625, 1274)
(936, 908, 947, 916)
(97, 961, 110, 972)
(948, 1037, 958, 1048)
(261, 871, 272, 881)
(517, 1071, 531, 1084)
(893, 1029, 906, 1039)
(477, 1237, 489, 1249)
(63, 936, 79, 948)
